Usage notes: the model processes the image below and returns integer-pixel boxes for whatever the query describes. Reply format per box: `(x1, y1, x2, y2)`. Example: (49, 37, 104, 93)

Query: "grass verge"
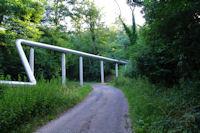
(114, 76, 200, 133)
(0, 78, 93, 133)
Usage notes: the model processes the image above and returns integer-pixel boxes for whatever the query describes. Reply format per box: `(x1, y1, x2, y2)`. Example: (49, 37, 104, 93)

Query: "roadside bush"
(114, 76, 200, 133)
(0, 78, 92, 132)
(114, 76, 133, 87)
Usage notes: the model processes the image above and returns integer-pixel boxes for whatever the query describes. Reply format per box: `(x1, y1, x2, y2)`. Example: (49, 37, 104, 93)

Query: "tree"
(0, 0, 44, 44)
(0, 0, 44, 79)
(127, 0, 144, 6)
(42, 0, 76, 30)
(132, 0, 200, 86)
(71, 0, 103, 54)
(114, 0, 137, 49)
(36, 27, 72, 79)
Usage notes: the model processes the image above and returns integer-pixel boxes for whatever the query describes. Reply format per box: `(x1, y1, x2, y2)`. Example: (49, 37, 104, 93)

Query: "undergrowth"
(0, 78, 92, 133)
(114, 76, 200, 133)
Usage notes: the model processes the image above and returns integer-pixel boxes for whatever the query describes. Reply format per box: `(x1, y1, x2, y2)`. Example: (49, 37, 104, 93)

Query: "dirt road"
(35, 84, 132, 133)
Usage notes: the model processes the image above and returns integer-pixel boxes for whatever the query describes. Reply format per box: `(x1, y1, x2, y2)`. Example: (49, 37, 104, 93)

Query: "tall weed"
(114, 76, 200, 133)
(0, 78, 92, 132)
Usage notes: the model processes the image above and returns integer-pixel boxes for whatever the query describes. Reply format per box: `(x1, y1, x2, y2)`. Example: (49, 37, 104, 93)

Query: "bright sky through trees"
(94, 0, 145, 26)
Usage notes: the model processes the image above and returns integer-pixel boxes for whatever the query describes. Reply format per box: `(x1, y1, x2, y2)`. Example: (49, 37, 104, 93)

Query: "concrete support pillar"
(62, 53, 66, 86)
(100, 60, 104, 83)
(115, 63, 118, 77)
(79, 56, 83, 86)
(29, 46, 34, 74)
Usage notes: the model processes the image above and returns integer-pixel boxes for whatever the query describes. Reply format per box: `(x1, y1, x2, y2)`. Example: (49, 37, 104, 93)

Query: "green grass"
(0, 78, 93, 133)
(114, 76, 200, 133)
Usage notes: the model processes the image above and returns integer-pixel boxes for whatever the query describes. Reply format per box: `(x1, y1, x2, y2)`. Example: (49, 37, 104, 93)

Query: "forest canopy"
(0, 0, 129, 81)
(0, 0, 200, 132)
(0, 0, 199, 86)
(125, 0, 200, 86)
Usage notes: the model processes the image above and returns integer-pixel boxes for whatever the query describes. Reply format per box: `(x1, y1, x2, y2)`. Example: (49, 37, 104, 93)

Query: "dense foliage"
(0, 0, 128, 81)
(1, 0, 200, 132)
(0, 78, 92, 132)
(0, 0, 44, 80)
(119, 0, 200, 132)
(0, 1, 128, 131)
(124, 0, 200, 87)
(114, 76, 200, 133)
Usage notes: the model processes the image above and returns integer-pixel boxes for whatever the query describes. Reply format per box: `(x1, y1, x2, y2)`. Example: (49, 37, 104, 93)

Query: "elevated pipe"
(0, 39, 36, 85)
(0, 39, 128, 86)
(18, 39, 127, 64)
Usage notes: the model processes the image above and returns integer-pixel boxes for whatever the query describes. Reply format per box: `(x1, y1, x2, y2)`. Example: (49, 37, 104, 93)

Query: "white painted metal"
(101, 60, 104, 83)
(0, 39, 36, 85)
(115, 63, 119, 77)
(79, 56, 83, 86)
(18, 39, 127, 64)
(29, 47, 34, 74)
(62, 53, 66, 86)
(0, 39, 128, 86)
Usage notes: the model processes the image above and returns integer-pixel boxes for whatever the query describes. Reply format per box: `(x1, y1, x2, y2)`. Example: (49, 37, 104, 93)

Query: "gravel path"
(35, 84, 132, 133)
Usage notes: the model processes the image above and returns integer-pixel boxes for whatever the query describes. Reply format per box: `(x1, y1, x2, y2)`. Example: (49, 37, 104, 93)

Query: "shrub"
(114, 76, 200, 133)
(0, 78, 92, 132)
